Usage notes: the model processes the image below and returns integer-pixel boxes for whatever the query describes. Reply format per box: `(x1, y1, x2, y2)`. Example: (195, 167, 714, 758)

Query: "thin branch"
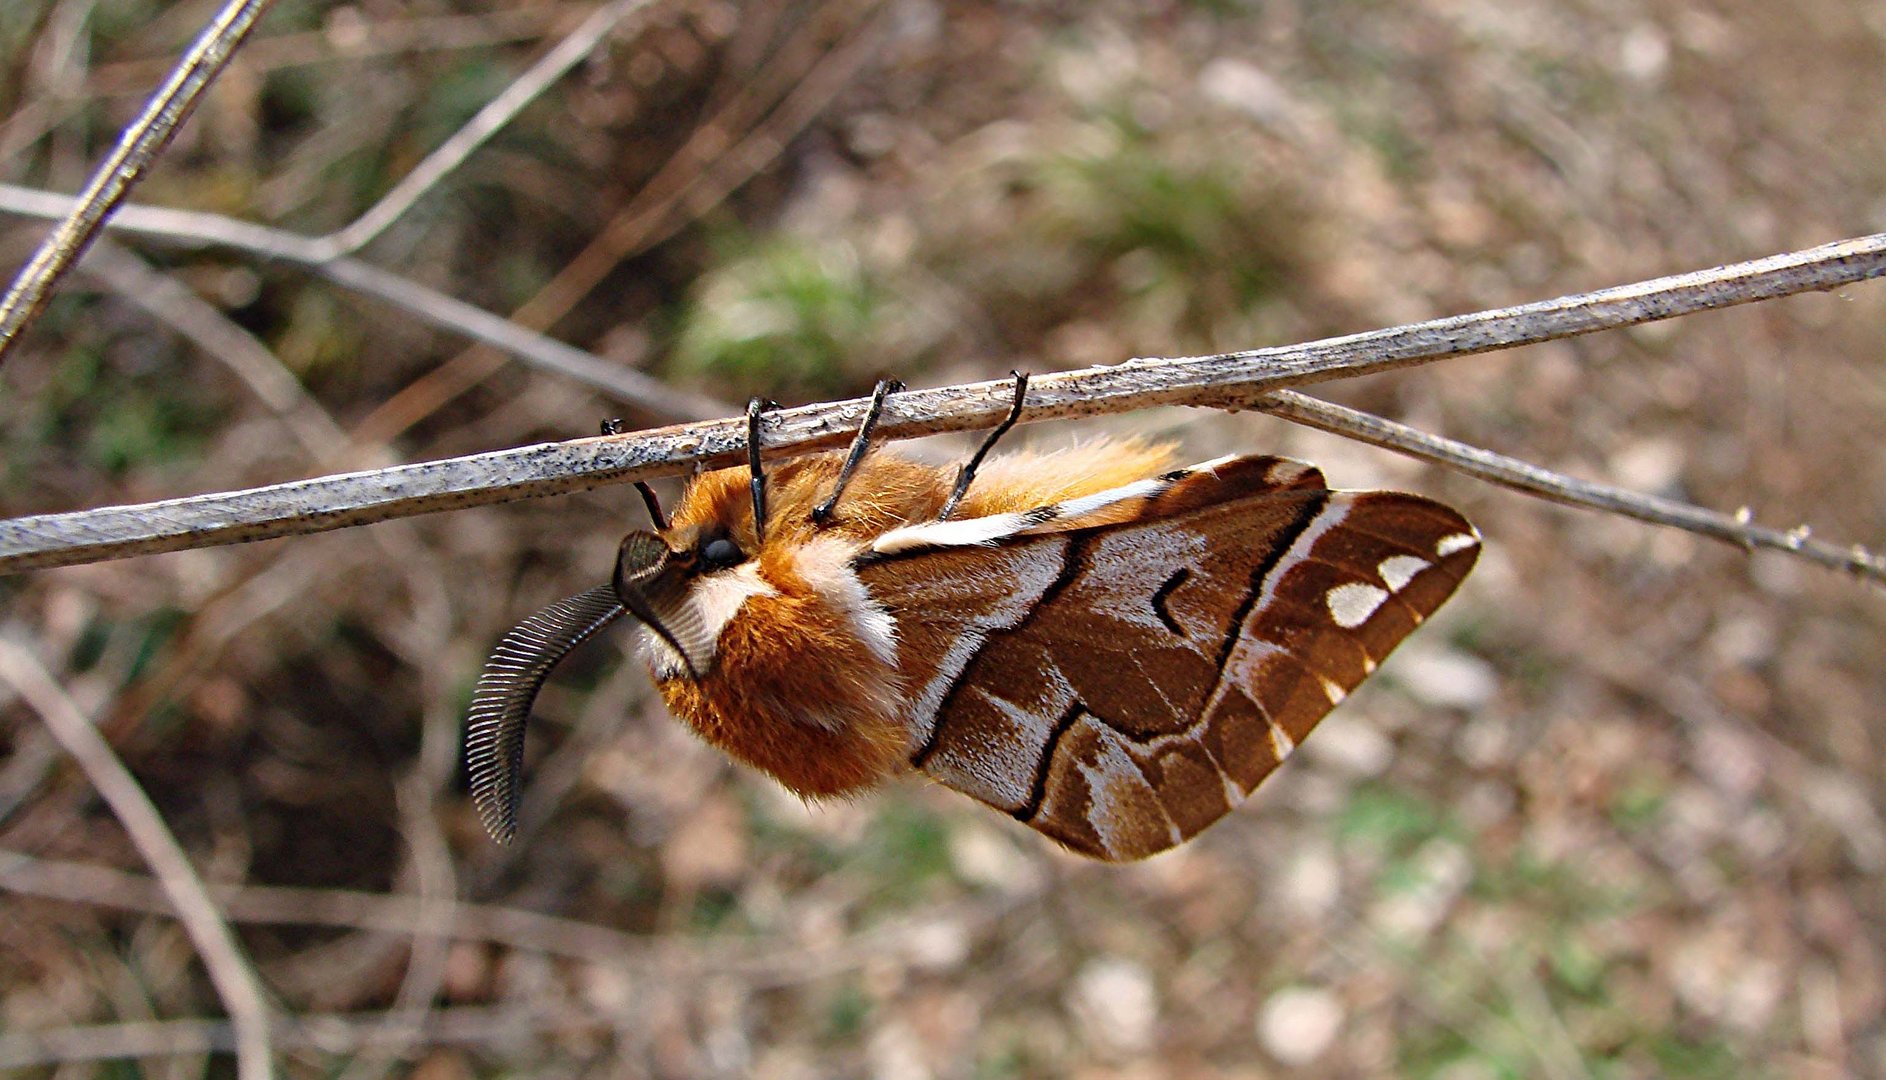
(0, 183, 727, 420)
(0, 0, 719, 419)
(344, 0, 885, 442)
(1, 232, 1882, 576)
(0, 1008, 567, 1071)
(0, 7, 597, 164)
(318, 0, 656, 258)
(1245, 390, 1886, 582)
(0, 849, 1029, 1070)
(0, 848, 806, 967)
(0, 641, 276, 1080)
(0, 0, 276, 367)
(78, 241, 351, 460)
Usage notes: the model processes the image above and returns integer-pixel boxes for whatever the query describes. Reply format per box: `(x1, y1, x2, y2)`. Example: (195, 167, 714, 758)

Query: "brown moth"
(466, 380, 1479, 861)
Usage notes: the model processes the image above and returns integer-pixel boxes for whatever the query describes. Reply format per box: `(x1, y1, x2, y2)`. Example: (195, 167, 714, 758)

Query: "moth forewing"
(857, 455, 1478, 862)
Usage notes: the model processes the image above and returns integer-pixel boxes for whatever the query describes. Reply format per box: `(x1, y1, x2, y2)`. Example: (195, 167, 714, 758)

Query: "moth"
(466, 378, 1479, 861)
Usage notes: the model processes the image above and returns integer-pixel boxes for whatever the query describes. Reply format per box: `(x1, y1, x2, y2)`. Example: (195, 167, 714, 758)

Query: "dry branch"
(320, 0, 658, 258)
(1, 232, 1883, 576)
(0, 1008, 567, 1071)
(0, 0, 276, 366)
(0, 642, 276, 1080)
(0, 847, 1027, 1070)
(0, 180, 727, 418)
(1249, 390, 1886, 582)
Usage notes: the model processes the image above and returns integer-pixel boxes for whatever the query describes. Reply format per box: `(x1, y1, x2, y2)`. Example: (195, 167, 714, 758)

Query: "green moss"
(1336, 784, 1456, 854)
(668, 232, 891, 398)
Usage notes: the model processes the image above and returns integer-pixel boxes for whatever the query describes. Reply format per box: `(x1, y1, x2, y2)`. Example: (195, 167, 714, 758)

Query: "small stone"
(1393, 646, 1497, 710)
(867, 1020, 930, 1080)
(1069, 957, 1158, 1056)
(1305, 720, 1393, 778)
(1274, 842, 1341, 919)
(1257, 986, 1344, 1066)
(902, 917, 969, 973)
(1609, 437, 1686, 493)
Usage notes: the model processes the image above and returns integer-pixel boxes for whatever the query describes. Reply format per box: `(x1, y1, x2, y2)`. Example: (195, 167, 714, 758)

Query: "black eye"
(700, 537, 744, 569)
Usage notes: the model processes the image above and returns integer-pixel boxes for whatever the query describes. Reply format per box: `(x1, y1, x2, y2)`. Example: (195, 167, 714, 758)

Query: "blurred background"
(2, 1, 1885, 1076)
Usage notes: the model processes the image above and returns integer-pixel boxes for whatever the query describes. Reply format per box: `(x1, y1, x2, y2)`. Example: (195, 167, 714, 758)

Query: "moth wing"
(858, 455, 1478, 861)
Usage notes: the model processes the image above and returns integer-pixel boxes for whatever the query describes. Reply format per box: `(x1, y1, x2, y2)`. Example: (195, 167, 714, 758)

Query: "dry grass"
(2, 1, 1884, 1076)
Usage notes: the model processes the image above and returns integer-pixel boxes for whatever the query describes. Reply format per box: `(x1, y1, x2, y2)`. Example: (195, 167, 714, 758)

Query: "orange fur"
(953, 437, 1177, 520)
(652, 436, 1178, 797)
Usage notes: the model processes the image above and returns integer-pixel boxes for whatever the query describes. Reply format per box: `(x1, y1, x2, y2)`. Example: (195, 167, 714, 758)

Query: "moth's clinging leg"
(813, 378, 904, 525)
(746, 396, 779, 543)
(939, 371, 1030, 521)
(634, 483, 668, 531)
(600, 418, 669, 530)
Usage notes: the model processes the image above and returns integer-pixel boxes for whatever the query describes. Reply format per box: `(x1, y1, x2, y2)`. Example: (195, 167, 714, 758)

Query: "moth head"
(613, 523, 766, 681)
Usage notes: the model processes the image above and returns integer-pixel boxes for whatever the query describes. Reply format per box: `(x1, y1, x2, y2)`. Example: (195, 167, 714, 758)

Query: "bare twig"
(0, 0, 276, 366)
(1, 232, 1882, 576)
(0, 641, 276, 1080)
(347, 0, 885, 443)
(528, 0, 889, 318)
(0, 183, 727, 419)
(78, 242, 352, 460)
(317, 0, 656, 258)
(0, 0, 722, 420)
(0, 848, 688, 962)
(0, 7, 597, 164)
(0, 847, 1029, 1069)
(0, 1008, 562, 1071)
(1246, 390, 1886, 582)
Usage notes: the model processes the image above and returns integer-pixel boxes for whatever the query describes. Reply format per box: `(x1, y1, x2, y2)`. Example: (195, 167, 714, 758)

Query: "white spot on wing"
(1436, 532, 1479, 557)
(1199, 501, 1349, 725)
(1377, 554, 1430, 592)
(1268, 721, 1296, 760)
(1326, 582, 1388, 628)
(1319, 677, 1347, 705)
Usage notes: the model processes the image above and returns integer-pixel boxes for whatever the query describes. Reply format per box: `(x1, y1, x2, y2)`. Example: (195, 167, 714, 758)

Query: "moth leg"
(746, 396, 779, 542)
(938, 371, 1030, 520)
(599, 418, 670, 529)
(813, 378, 904, 525)
(633, 483, 668, 531)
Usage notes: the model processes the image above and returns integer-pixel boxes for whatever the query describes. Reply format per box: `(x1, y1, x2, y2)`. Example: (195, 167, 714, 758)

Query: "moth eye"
(699, 536, 745, 569)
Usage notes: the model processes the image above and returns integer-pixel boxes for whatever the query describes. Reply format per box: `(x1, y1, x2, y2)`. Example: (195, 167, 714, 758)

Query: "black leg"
(746, 397, 778, 543)
(939, 372, 1029, 521)
(813, 379, 904, 525)
(603, 419, 667, 529)
(634, 483, 668, 531)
